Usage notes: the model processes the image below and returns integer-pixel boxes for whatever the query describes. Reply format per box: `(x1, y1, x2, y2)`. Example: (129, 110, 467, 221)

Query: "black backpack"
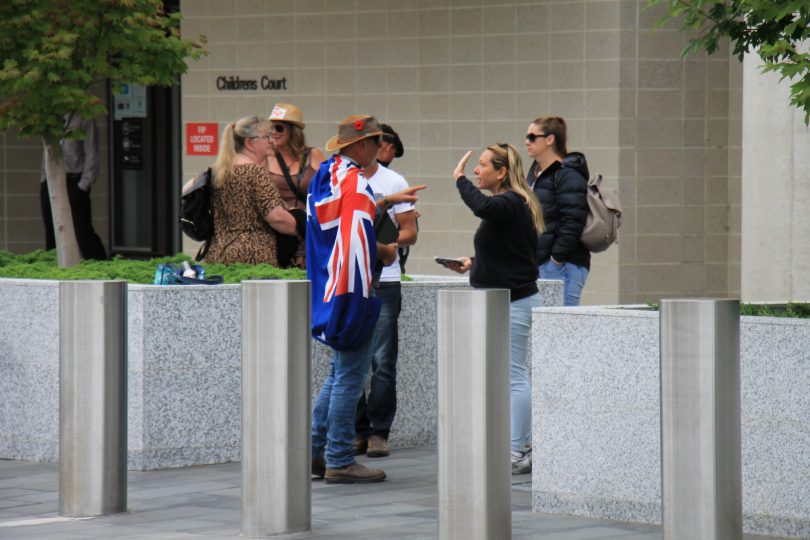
(180, 168, 214, 261)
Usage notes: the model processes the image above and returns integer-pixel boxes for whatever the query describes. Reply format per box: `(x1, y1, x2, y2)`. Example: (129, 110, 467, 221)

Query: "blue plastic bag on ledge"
(153, 263, 224, 285)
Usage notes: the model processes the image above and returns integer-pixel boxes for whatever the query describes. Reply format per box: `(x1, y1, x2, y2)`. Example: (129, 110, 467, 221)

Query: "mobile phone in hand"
(434, 256, 465, 268)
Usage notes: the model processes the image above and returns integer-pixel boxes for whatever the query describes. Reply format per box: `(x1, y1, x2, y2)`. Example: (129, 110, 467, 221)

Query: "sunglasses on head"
(272, 123, 286, 133)
(525, 132, 551, 143)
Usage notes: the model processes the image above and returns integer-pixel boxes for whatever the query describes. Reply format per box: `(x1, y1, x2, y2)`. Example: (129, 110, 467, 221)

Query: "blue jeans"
(539, 259, 589, 306)
(312, 332, 375, 469)
(356, 283, 401, 439)
(510, 293, 541, 451)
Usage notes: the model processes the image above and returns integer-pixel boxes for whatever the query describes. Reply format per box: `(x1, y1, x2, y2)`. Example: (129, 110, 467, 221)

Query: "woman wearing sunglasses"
(264, 103, 325, 267)
(440, 143, 543, 475)
(265, 103, 324, 209)
(525, 116, 590, 306)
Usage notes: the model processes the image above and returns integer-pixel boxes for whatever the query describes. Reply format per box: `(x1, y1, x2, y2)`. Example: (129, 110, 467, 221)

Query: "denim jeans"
(312, 331, 375, 469)
(356, 283, 401, 439)
(510, 292, 541, 451)
(539, 259, 589, 306)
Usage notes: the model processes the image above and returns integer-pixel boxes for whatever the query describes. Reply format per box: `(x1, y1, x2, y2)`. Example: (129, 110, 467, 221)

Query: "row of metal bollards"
(58, 281, 742, 540)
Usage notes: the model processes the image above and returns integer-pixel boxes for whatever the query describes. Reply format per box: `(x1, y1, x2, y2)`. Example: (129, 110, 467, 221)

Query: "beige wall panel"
(585, 31, 621, 60)
(5, 195, 41, 219)
(637, 236, 682, 264)
(171, 1, 742, 299)
(681, 262, 706, 293)
(637, 263, 681, 294)
(450, 66, 482, 93)
(586, 0, 622, 30)
(267, 15, 296, 42)
(682, 236, 704, 263)
(7, 218, 44, 243)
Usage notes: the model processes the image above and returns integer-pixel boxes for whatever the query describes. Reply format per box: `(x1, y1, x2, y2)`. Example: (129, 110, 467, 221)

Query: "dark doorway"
(106, 0, 181, 258)
(108, 84, 181, 258)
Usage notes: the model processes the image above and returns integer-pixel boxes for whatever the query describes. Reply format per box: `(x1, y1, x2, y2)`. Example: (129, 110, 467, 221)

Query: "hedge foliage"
(648, 301, 810, 319)
(0, 250, 306, 284)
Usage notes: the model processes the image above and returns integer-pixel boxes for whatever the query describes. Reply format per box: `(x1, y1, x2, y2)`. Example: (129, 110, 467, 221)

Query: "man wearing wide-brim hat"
(307, 114, 424, 484)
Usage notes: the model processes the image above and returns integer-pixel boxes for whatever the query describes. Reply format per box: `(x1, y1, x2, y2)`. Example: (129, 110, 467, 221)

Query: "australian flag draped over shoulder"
(306, 154, 380, 350)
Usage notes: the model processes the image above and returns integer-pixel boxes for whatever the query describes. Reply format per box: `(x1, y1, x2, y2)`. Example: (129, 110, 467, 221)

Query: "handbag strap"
(275, 148, 307, 203)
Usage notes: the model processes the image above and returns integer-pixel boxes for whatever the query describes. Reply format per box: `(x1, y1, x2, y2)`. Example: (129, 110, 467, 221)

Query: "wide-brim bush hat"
(269, 103, 305, 128)
(380, 123, 404, 158)
(325, 115, 383, 152)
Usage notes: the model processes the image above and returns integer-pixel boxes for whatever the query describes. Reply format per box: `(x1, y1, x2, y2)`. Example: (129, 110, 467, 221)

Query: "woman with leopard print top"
(205, 116, 297, 266)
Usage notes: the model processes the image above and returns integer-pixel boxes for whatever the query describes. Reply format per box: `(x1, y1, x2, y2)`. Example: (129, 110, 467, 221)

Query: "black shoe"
(312, 457, 326, 479)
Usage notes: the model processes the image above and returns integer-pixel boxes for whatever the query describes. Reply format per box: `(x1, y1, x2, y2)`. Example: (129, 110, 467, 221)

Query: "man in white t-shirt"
(354, 133, 418, 459)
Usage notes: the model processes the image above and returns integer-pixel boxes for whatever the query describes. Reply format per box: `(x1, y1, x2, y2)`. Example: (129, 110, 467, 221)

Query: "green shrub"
(0, 250, 306, 284)
(739, 302, 810, 318)
(647, 301, 810, 319)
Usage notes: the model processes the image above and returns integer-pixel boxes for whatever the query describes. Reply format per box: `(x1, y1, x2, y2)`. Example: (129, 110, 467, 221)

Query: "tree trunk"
(42, 140, 81, 268)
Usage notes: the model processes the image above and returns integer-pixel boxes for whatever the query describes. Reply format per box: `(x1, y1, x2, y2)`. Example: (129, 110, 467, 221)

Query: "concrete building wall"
(0, 1, 751, 304)
(180, 0, 741, 304)
(614, 2, 741, 304)
(741, 54, 810, 302)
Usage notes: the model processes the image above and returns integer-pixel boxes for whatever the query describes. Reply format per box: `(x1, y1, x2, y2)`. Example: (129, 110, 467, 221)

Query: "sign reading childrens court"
(216, 75, 288, 91)
(186, 123, 218, 156)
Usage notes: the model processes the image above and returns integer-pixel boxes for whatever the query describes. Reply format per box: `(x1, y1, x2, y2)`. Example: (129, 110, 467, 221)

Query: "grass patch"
(0, 250, 306, 284)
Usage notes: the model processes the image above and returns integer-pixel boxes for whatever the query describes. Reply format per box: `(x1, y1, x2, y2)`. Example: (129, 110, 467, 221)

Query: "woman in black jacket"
(440, 143, 544, 475)
(525, 116, 590, 306)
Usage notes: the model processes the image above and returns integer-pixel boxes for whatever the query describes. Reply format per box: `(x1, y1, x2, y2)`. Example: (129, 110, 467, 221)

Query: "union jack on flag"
(306, 154, 380, 350)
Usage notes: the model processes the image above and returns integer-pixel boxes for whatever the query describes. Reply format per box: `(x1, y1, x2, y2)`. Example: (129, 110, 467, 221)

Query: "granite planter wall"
(1, 277, 563, 471)
(531, 306, 810, 539)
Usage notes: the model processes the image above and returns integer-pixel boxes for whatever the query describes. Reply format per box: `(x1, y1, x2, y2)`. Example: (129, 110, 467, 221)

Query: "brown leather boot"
(325, 462, 386, 484)
(366, 435, 390, 458)
(352, 435, 368, 456)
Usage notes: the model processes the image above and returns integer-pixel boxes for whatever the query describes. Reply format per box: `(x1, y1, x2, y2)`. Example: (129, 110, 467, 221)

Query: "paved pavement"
(0, 447, 787, 539)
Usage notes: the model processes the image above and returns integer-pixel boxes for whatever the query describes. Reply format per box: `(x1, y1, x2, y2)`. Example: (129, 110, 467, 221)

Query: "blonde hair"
(213, 116, 271, 188)
(486, 143, 544, 234)
(286, 123, 309, 168)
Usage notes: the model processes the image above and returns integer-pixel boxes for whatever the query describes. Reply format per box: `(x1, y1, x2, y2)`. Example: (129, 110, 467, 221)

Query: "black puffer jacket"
(529, 152, 591, 270)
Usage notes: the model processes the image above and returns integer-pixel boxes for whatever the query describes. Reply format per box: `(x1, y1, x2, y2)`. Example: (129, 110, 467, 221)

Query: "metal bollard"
(241, 280, 311, 537)
(660, 299, 742, 540)
(437, 289, 511, 540)
(59, 280, 127, 517)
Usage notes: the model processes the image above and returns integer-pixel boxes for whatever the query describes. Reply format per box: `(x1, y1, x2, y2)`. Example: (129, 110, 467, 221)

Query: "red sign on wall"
(186, 123, 219, 156)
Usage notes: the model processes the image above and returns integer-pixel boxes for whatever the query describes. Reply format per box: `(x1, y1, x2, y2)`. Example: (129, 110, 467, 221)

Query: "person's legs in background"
(355, 283, 401, 458)
(65, 174, 107, 260)
(539, 259, 589, 307)
(561, 262, 588, 306)
(509, 292, 540, 474)
(39, 181, 56, 250)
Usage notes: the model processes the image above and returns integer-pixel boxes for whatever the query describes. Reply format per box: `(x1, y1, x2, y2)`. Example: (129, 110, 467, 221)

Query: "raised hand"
(453, 151, 473, 180)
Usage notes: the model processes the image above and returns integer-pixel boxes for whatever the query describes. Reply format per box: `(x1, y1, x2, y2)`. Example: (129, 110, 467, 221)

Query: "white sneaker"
(511, 448, 532, 475)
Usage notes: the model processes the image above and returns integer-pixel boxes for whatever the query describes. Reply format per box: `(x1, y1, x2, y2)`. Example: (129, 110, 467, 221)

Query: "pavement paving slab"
(0, 449, 792, 539)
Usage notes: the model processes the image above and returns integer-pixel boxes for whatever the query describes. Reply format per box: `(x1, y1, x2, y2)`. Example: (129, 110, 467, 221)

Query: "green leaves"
(0, 0, 206, 140)
(648, 0, 810, 122)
